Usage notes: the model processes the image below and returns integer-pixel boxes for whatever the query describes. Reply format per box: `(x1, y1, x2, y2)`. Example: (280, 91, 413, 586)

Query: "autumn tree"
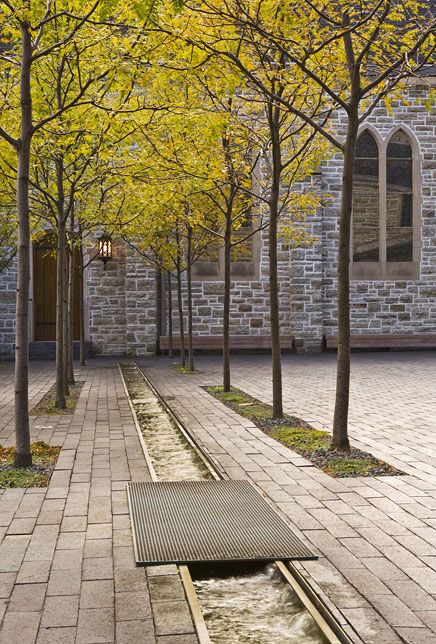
(180, 0, 436, 444)
(157, 11, 328, 413)
(0, 0, 147, 466)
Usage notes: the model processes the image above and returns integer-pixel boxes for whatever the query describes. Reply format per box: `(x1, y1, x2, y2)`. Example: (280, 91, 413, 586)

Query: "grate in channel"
(128, 480, 316, 565)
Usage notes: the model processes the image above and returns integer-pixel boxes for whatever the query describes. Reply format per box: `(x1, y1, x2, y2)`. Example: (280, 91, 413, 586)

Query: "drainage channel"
(120, 363, 349, 644)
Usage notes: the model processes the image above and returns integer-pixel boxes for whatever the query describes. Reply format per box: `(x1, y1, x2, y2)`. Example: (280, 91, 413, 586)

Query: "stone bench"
(159, 335, 294, 352)
(325, 334, 436, 350)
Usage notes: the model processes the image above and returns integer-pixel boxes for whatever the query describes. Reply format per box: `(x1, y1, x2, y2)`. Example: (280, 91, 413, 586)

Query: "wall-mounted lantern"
(98, 234, 112, 269)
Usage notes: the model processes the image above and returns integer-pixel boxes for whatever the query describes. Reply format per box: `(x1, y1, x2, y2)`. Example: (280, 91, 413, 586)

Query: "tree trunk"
(55, 216, 66, 409)
(155, 269, 162, 355)
(268, 100, 283, 419)
(79, 239, 86, 367)
(186, 226, 194, 372)
(14, 23, 33, 468)
(223, 215, 231, 391)
(63, 247, 69, 395)
(332, 112, 359, 451)
(67, 222, 75, 385)
(176, 262, 185, 368)
(167, 272, 173, 358)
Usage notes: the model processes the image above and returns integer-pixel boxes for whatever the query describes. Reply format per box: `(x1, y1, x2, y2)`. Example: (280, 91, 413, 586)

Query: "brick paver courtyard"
(142, 351, 436, 644)
(0, 352, 436, 643)
(0, 360, 197, 644)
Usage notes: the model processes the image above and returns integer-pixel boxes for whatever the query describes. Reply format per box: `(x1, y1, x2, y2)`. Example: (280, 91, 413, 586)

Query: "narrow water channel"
(121, 364, 212, 481)
(121, 363, 329, 644)
(192, 562, 328, 644)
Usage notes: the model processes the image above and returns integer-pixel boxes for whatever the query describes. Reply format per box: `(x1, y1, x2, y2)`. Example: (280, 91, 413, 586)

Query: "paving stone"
(341, 608, 403, 643)
(0, 610, 41, 644)
(80, 580, 114, 609)
(115, 619, 156, 644)
(115, 590, 152, 621)
(40, 596, 79, 628)
(7, 518, 37, 535)
(148, 575, 186, 603)
(56, 531, 86, 550)
(415, 610, 436, 631)
(0, 535, 30, 571)
(76, 608, 114, 644)
(82, 557, 113, 581)
(60, 517, 87, 533)
(152, 600, 195, 637)
(385, 579, 436, 611)
(146, 565, 178, 577)
(369, 595, 424, 627)
(86, 524, 112, 540)
(51, 549, 83, 571)
(114, 569, 148, 593)
(157, 636, 198, 644)
(9, 582, 47, 612)
(47, 569, 82, 596)
(395, 627, 436, 644)
(83, 538, 112, 558)
(16, 562, 51, 585)
(113, 546, 134, 570)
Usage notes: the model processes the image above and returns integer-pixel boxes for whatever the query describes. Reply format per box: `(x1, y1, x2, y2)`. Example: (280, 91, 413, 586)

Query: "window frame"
(192, 218, 261, 281)
(350, 124, 421, 281)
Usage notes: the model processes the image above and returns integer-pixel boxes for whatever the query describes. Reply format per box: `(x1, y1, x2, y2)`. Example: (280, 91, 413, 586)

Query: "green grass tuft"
(172, 366, 200, 374)
(324, 457, 376, 477)
(271, 426, 331, 451)
(0, 469, 48, 488)
(0, 441, 61, 488)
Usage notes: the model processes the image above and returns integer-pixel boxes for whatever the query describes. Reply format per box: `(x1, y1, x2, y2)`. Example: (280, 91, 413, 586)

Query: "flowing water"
(121, 364, 212, 481)
(121, 363, 328, 644)
(192, 563, 328, 644)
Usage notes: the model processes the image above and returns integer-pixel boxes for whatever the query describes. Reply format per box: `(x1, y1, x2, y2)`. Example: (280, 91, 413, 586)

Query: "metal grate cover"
(128, 480, 316, 565)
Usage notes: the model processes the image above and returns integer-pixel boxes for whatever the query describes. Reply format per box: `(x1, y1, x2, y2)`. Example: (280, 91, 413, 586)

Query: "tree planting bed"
(206, 386, 404, 478)
(30, 381, 84, 416)
(0, 441, 61, 488)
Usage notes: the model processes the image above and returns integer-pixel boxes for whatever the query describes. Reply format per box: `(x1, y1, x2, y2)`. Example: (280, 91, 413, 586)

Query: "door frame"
(30, 238, 90, 342)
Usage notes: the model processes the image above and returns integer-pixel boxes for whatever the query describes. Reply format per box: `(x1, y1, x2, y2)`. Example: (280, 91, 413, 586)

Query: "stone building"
(1, 77, 435, 358)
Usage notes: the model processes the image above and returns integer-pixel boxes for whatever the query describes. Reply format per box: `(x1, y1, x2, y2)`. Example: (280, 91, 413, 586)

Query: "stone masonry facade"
(166, 227, 292, 339)
(322, 83, 436, 341)
(87, 242, 156, 356)
(0, 81, 435, 356)
(0, 259, 17, 358)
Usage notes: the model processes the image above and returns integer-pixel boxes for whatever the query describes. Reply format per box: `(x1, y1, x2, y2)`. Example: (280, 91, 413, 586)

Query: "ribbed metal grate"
(128, 480, 315, 565)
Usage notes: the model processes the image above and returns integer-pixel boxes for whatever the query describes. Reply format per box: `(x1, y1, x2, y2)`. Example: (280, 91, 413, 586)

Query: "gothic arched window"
(351, 127, 419, 280)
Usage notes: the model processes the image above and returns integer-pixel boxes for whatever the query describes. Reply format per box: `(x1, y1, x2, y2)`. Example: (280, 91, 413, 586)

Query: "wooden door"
(33, 239, 81, 341)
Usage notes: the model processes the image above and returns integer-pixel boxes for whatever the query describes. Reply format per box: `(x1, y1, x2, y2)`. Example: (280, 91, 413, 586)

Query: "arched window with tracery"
(352, 130, 380, 263)
(351, 127, 419, 280)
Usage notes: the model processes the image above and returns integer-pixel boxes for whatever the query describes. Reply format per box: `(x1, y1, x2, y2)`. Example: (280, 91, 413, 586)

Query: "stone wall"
(125, 248, 157, 356)
(87, 242, 157, 356)
(2, 84, 436, 357)
(164, 226, 293, 338)
(322, 83, 436, 336)
(0, 258, 17, 358)
(87, 242, 128, 355)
